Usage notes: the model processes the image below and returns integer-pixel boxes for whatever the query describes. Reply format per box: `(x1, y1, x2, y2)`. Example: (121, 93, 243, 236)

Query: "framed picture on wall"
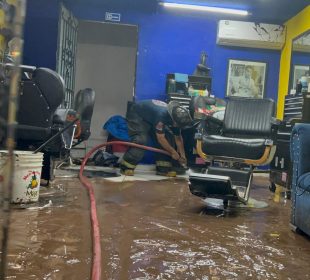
(292, 65, 310, 90)
(226, 59, 267, 98)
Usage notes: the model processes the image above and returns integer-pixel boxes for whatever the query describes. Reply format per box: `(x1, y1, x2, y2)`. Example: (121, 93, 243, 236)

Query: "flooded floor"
(3, 175, 310, 279)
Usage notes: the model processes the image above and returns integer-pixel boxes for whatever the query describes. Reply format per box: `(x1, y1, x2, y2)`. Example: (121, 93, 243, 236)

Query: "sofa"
(290, 123, 310, 235)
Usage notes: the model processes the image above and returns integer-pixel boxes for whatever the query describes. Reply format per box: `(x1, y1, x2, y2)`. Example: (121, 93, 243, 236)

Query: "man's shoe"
(156, 170, 177, 177)
(120, 168, 135, 176)
(172, 166, 188, 175)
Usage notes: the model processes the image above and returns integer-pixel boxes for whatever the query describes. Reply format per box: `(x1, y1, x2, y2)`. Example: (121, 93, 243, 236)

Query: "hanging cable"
(79, 141, 170, 280)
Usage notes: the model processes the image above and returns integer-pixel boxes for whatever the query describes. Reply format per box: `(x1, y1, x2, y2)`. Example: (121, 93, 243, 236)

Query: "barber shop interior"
(0, 0, 310, 279)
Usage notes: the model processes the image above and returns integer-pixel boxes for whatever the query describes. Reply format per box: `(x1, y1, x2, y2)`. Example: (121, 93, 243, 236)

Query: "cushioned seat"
(201, 135, 268, 160)
(297, 172, 310, 192)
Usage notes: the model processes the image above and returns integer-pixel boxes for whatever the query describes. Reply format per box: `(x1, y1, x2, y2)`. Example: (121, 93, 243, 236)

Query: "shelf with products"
(166, 73, 212, 108)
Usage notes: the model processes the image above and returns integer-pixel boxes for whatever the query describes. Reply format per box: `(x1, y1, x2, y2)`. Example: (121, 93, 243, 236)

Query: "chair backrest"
(74, 88, 95, 141)
(223, 98, 275, 138)
(16, 68, 65, 140)
(33, 68, 65, 111)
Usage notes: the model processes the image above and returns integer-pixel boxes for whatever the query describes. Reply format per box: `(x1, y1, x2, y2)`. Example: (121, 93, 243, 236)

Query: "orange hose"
(79, 141, 170, 280)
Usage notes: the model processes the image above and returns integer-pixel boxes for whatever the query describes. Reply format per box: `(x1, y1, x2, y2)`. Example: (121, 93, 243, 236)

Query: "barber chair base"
(289, 223, 299, 233)
(189, 167, 252, 205)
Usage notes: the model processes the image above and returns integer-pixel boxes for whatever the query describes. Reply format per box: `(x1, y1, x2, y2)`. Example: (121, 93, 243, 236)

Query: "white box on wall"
(217, 20, 286, 50)
(293, 33, 310, 53)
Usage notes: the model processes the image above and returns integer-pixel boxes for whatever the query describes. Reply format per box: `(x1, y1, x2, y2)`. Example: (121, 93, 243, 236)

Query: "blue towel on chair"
(103, 115, 130, 142)
(175, 73, 188, 83)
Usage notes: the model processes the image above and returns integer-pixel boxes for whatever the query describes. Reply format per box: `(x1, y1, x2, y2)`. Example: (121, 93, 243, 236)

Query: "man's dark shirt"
(134, 100, 180, 136)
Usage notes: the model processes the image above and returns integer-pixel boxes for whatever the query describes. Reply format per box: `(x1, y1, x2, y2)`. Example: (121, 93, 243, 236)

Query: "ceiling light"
(159, 2, 249, 16)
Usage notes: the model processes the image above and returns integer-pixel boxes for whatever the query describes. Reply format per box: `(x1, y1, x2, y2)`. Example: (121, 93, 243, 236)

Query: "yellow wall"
(277, 5, 310, 119)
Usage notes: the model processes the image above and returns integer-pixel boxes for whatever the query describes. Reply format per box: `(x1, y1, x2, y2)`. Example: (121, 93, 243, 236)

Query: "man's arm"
(156, 132, 180, 160)
(175, 135, 185, 157)
(175, 135, 187, 165)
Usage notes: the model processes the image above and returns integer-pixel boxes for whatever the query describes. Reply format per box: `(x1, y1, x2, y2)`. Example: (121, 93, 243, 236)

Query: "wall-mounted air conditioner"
(293, 33, 310, 53)
(217, 20, 286, 50)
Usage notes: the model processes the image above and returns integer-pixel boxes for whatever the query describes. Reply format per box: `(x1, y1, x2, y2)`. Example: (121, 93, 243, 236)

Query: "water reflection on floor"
(3, 176, 310, 279)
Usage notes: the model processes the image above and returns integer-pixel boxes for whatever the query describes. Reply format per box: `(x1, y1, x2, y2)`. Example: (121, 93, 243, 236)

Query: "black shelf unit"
(270, 93, 309, 190)
(166, 73, 212, 109)
(283, 94, 303, 120)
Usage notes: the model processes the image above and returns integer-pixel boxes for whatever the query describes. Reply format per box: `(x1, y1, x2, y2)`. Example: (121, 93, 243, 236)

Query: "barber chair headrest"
(73, 88, 95, 142)
(74, 88, 95, 121)
(33, 68, 65, 110)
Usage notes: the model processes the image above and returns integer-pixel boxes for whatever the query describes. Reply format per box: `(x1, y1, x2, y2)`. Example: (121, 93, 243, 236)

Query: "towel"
(103, 115, 130, 141)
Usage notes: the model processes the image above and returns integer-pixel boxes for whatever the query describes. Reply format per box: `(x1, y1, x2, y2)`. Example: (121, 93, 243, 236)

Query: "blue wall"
(24, 0, 281, 102)
(23, 0, 60, 70)
(291, 52, 310, 68)
(127, 11, 281, 101)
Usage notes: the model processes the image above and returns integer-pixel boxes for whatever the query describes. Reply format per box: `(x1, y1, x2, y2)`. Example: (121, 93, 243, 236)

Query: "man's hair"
(245, 65, 253, 72)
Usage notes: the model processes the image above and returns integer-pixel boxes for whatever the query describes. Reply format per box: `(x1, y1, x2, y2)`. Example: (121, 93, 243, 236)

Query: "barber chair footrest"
(189, 167, 252, 204)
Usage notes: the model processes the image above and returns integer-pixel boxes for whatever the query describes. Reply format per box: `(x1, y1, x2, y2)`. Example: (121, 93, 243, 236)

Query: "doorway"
(74, 20, 138, 149)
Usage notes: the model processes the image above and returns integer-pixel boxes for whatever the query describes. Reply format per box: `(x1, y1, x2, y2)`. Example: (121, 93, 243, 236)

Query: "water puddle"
(2, 176, 310, 279)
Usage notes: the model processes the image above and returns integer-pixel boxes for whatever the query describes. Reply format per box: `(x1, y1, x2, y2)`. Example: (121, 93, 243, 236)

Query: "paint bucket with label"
(0, 151, 44, 203)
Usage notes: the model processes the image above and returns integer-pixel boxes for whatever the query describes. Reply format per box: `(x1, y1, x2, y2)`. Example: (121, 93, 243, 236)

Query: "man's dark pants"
(121, 104, 173, 171)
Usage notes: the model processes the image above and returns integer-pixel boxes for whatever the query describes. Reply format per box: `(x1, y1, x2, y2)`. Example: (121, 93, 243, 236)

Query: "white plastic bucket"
(0, 151, 44, 203)
(0, 150, 43, 161)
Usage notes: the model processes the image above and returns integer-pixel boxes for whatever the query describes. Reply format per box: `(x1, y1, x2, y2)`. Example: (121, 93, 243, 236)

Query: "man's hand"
(171, 150, 180, 161)
(179, 156, 187, 165)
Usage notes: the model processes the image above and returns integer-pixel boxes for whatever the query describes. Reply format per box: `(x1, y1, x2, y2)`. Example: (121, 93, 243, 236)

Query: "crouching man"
(120, 100, 193, 177)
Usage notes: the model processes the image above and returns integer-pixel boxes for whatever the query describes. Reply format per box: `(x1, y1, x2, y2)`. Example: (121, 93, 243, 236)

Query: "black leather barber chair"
(189, 98, 278, 206)
(0, 65, 77, 180)
(0, 65, 70, 153)
(18, 67, 66, 150)
(0, 64, 95, 180)
(72, 88, 95, 146)
(55, 88, 95, 169)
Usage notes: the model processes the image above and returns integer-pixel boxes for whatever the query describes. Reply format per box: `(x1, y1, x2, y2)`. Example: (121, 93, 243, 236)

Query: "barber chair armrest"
(1, 63, 36, 80)
(196, 114, 224, 125)
(271, 117, 281, 126)
(193, 116, 224, 143)
(53, 108, 76, 125)
(45, 113, 77, 155)
(203, 115, 224, 135)
(0, 63, 36, 73)
(270, 117, 282, 141)
(205, 115, 224, 126)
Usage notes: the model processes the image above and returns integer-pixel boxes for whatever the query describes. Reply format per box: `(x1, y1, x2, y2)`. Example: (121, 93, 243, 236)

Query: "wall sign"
(105, 12, 121, 22)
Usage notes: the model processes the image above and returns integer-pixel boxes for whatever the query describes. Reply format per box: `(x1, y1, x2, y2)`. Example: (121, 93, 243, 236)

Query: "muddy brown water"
(2, 176, 310, 279)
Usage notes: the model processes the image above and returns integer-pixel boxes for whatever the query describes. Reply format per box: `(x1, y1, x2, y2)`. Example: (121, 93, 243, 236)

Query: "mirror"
(290, 30, 310, 93)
